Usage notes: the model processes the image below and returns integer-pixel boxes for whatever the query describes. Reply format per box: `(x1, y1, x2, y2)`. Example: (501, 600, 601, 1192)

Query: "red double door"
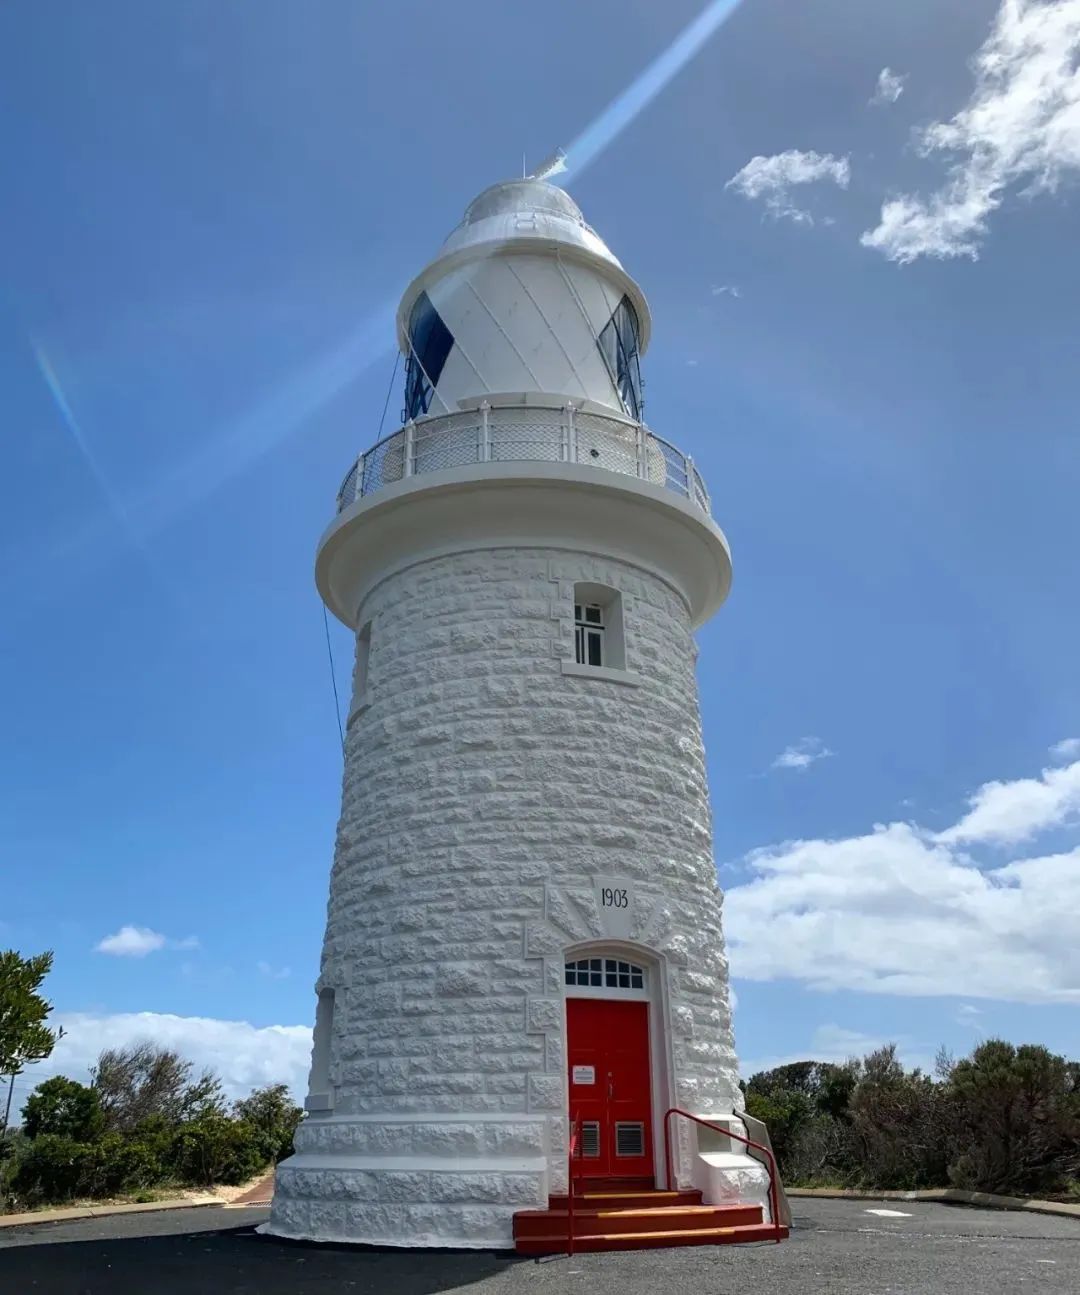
(567, 998, 654, 1180)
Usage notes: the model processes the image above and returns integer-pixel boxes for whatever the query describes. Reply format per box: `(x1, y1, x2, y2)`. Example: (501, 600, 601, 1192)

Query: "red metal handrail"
(663, 1107, 782, 1241)
(566, 1110, 581, 1255)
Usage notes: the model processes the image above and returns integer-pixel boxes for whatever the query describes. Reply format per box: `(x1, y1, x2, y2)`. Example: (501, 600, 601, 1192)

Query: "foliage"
(847, 1046, 949, 1189)
(232, 1083, 303, 1163)
(91, 1042, 226, 1131)
(943, 1041, 1080, 1196)
(171, 1113, 266, 1187)
(22, 1077, 104, 1143)
(744, 1059, 858, 1175)
(745, 1038, 1079, 1197)
(0, 950, 62, 1134)
(1, 1077, 299, 1212)
(8, 1134, 93, 1204)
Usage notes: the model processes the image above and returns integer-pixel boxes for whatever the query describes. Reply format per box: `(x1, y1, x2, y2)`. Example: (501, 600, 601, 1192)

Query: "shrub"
(81, 1134, 166, 1198)
(171, 1114, 265, 1187)
(943, 1041, 1080, 1196)
(8, 1134, 93, 1206)
(22, 1077, 104, 1143)
(848, 1046, 949, 1190)
(232, 1084, 303, 1163)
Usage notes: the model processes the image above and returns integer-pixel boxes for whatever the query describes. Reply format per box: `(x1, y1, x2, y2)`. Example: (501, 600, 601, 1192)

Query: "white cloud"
(771, 736, 834, 771)
(871, 67, 907, 106)
(725, 757, 1080, 1004)
(1050, 736, 1080, 761)
(726, 149, 851, 223)
(95, 926, 166, 957)
(936, 759, 1080, 844)
(711, 283, 742, 297)
(862, 0, 1080, 263)
(37, 1012, 312, 1102)
(257, 960, 292, 980)
(94, 925, 198, 957)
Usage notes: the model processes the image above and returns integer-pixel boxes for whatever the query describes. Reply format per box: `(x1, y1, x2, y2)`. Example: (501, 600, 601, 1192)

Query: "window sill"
(561, 661, 642, 687)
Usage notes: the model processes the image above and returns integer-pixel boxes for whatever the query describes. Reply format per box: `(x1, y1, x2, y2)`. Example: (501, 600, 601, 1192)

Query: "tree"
(22, 1076, 105, 1143)
(744, 1059, 859, 1183)
(1, 950, 62, 1136)
(847, 1046, 949, 1189)
(944, 1039, 1080, 1195)
(232, 1083, 303, 1163)
(91, 1042, 225, 1131)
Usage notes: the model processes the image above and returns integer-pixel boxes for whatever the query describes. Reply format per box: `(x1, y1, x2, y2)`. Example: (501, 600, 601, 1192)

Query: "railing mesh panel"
(336, 406, 710, 518)
(488, 410, 563, 463)
(413, 418, 482, 474)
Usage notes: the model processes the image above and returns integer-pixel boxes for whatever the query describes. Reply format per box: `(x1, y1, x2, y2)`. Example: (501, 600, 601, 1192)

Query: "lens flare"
(134, 300, 397, 534)
(562, 0, 747, 180)
(32, 339, 149, 556)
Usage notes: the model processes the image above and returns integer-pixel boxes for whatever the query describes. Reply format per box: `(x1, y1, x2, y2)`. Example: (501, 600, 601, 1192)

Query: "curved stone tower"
(266, 178, 768, 1248)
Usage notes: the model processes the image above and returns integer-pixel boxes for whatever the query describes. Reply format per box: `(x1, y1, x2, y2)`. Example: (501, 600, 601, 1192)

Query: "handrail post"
(567, 1111, 578, 1256)
(566, 402, 577, 464)
(403, 422, 416, 477)
(636, 424, 648, 480)
(684, 453, 695, 502)
(480, 400, 491, 463)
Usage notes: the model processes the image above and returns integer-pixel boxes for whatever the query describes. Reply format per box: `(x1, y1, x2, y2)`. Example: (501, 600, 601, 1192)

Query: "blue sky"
(3, 0, 1080, 1105)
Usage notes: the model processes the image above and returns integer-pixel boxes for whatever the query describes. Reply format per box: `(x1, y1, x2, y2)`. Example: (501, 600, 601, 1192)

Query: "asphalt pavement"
(1, 1197, 1077, 1294)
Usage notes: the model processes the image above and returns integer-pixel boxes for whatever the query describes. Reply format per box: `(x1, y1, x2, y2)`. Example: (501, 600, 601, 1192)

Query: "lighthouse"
(267, 177, 777, 1249)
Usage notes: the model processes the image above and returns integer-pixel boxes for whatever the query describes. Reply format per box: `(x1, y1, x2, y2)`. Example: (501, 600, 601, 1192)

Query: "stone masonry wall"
(319, 546, 739, 1114)
(270, 546, 742, 1244)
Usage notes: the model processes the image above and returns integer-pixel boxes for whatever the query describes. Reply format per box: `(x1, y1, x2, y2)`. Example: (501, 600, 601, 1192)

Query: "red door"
(566, 998, 653, 1180)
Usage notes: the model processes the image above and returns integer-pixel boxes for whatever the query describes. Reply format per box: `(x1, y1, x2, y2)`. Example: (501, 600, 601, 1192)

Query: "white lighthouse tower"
(267, 177, 778, 1250)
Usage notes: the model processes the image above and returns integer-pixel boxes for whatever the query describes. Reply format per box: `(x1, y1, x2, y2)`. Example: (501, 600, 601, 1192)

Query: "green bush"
(943, 1042, 1080, 1196)
(847, 1047, 949, 1190)
(171, 1114, 265, 1187)
(22, 1077, 104, 1143)
(9, 1134, 93, 1206)
(232, 1083, 303, 1163)
(81, 1134, 166, 1198)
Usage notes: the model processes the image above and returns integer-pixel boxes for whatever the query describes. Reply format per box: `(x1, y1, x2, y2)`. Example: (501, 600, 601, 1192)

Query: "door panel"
(566, 997, 653, 1179)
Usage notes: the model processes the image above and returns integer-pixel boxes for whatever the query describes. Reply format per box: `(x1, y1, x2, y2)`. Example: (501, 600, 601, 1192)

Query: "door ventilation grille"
(581, 1121, 601, 1158)
(615, 1122, 645, 1158)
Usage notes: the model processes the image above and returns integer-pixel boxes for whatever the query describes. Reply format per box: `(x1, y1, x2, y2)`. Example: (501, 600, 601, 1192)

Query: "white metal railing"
(336, 402, 712, 515)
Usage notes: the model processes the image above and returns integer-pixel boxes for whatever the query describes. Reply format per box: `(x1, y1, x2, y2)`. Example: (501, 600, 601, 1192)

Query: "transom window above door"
(565, 957, 645, 990)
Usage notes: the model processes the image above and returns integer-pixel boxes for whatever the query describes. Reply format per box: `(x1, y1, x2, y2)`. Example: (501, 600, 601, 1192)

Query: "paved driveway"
(1, 1197, 1077, 1293)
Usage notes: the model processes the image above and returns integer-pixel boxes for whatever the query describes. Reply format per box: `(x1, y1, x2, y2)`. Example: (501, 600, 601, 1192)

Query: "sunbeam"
(32, 338, 151, 559)
(561, 0, 747, 181)
(128, 299, 397, 537)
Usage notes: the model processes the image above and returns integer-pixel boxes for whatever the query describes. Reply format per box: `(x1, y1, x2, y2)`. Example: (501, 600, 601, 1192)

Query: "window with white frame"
(565, 957, 645, 990)
(575, 602, 604, 667)
(572, 583, 626, 671)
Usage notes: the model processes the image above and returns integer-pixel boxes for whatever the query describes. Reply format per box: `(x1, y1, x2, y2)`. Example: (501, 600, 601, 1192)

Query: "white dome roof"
(437, 179, 626, 272)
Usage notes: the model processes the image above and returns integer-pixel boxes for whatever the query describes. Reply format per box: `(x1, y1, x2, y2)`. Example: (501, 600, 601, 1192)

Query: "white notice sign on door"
(572, 1065, 595, 1085)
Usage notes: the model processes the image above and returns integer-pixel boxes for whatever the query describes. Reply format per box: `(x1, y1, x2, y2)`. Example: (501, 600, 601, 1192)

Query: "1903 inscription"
(600, 887, 629, 909)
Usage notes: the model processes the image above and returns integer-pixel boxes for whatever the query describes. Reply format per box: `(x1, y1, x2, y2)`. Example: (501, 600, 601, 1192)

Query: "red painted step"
(515, 1221, 788, 1255)
(548, 1189, 705, 1212)
(513, 1186, 787, 1255)
(514, 1203, 764, 1239)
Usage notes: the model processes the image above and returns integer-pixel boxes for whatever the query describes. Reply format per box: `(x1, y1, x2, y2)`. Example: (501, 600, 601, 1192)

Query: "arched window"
(565, 957, 645, 990)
